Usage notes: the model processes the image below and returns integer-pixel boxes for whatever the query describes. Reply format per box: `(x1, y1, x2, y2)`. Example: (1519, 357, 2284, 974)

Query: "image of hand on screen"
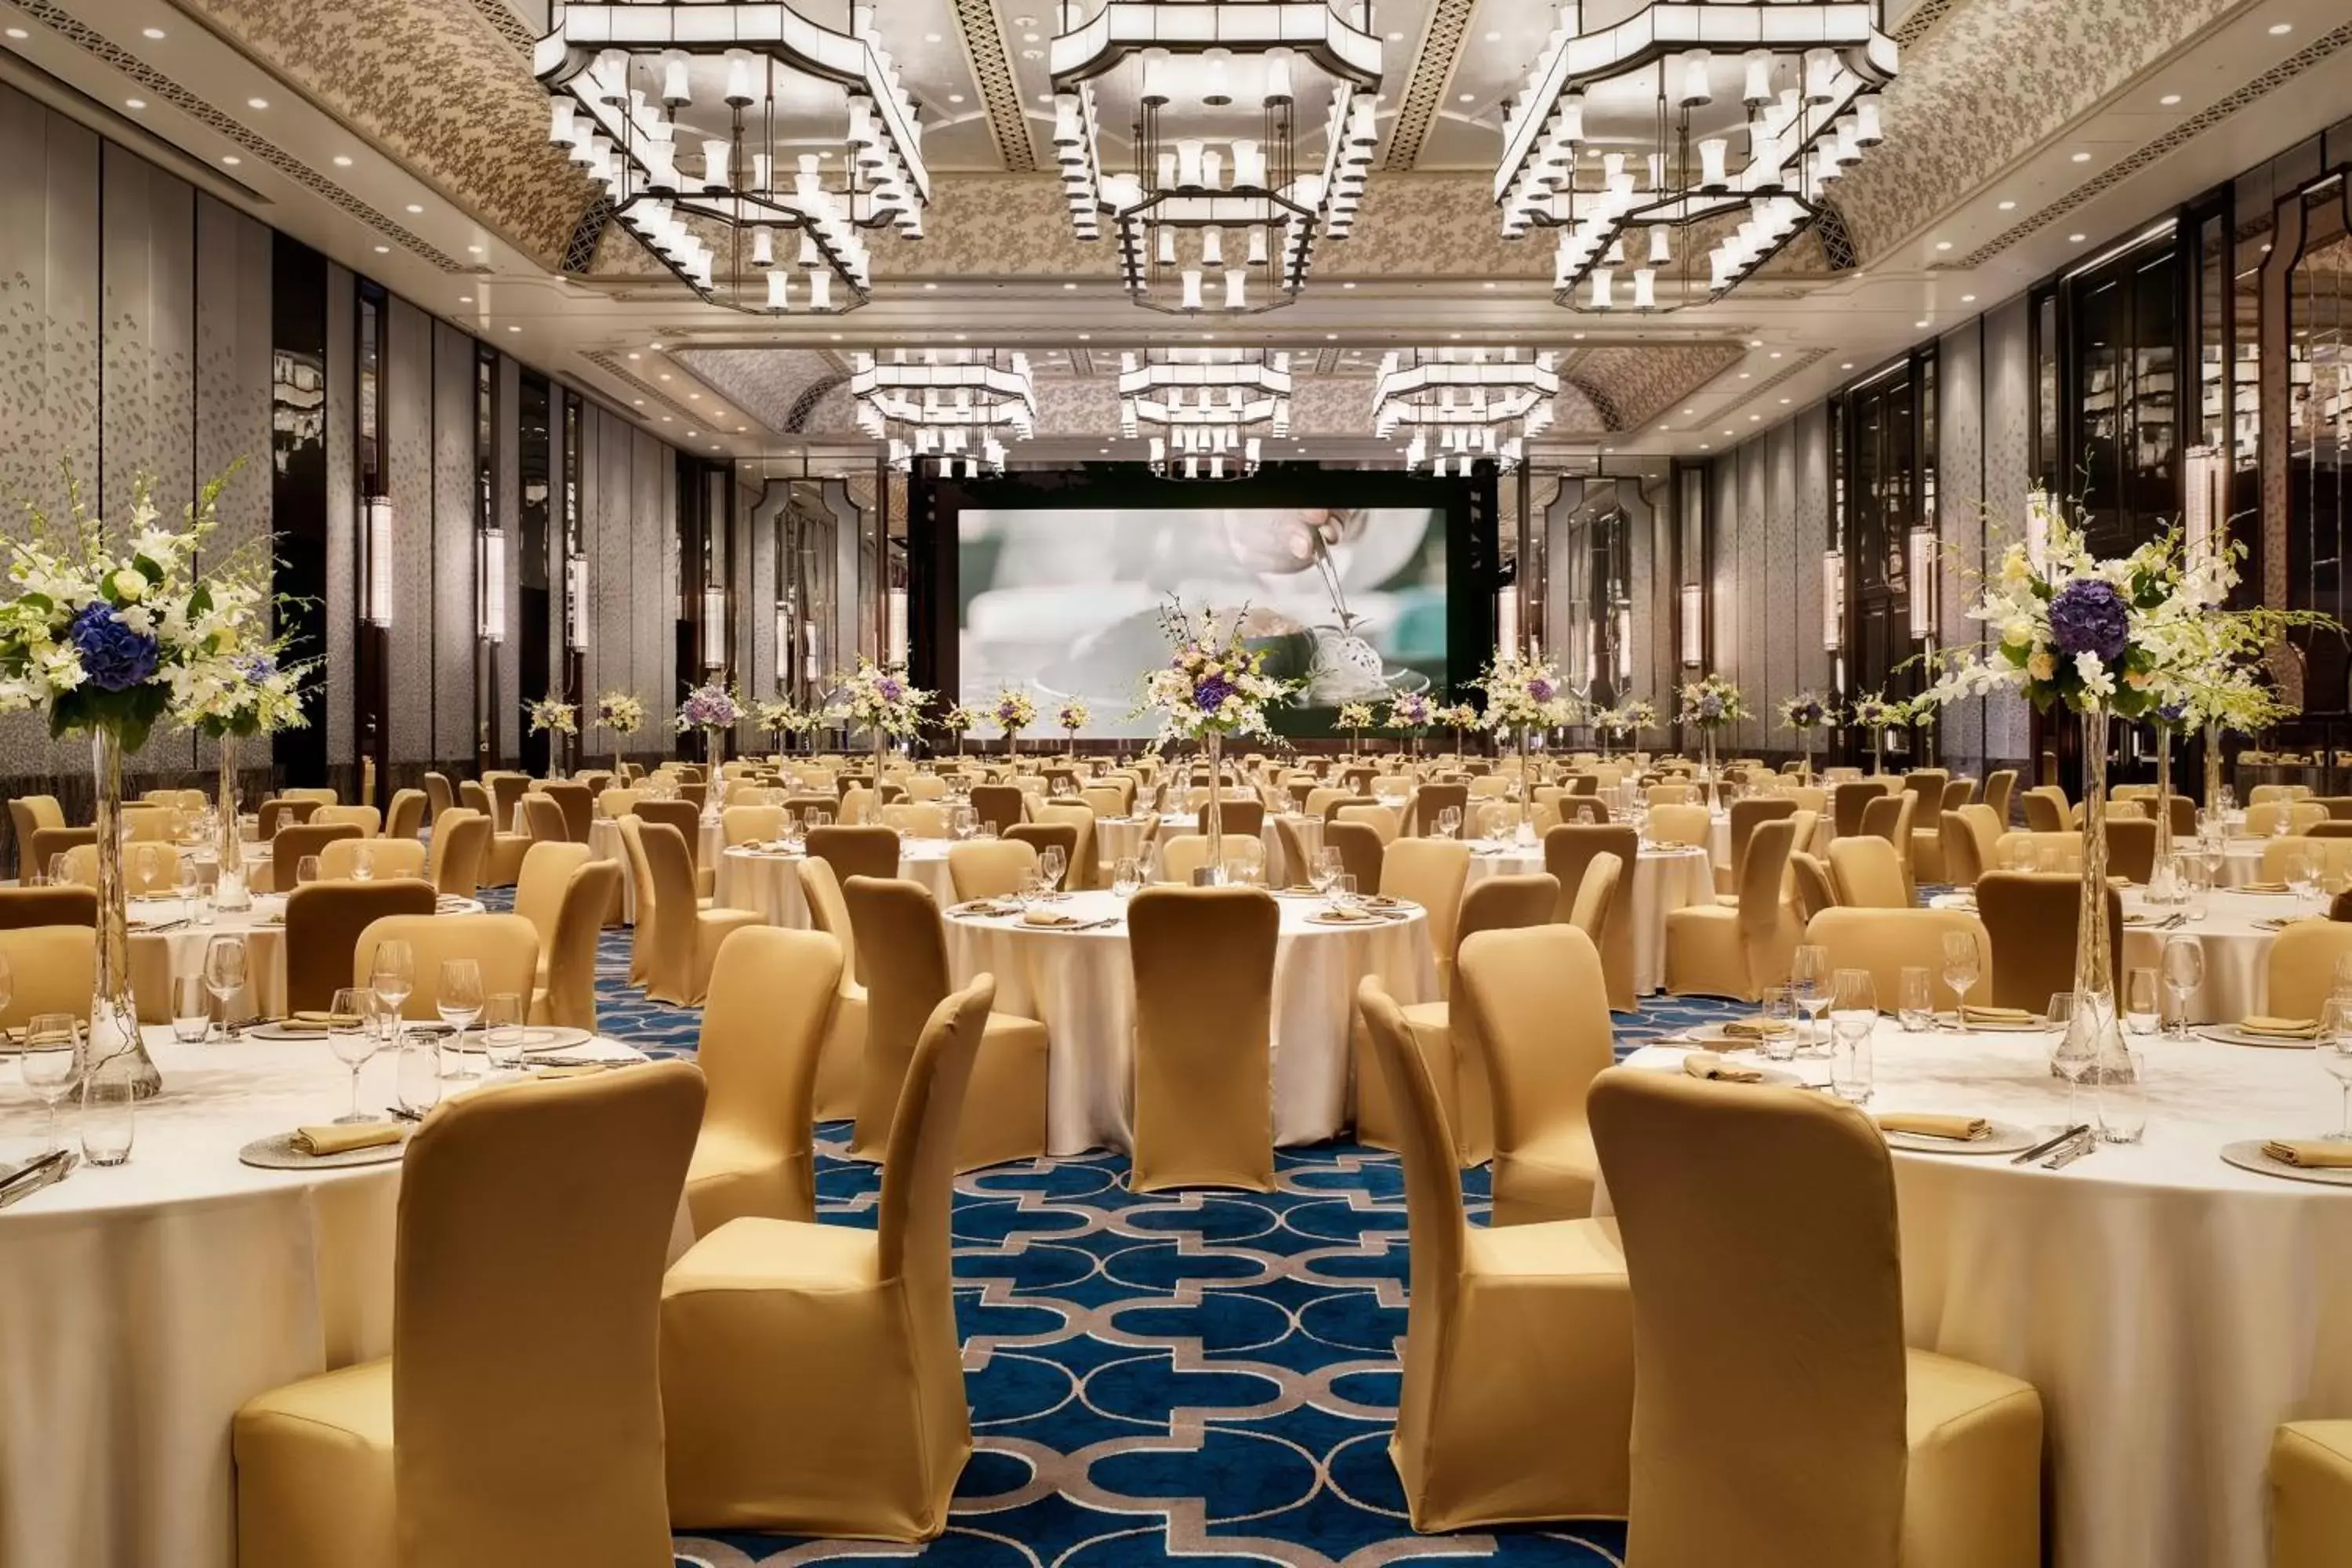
(959, 503, 1447, 739)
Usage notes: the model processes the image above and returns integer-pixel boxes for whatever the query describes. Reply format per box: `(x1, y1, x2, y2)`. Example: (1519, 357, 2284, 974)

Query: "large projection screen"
(955, 499, 1454, 741)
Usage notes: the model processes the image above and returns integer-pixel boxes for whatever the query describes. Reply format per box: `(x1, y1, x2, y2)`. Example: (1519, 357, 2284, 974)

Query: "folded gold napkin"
(1021, 907, 1078, 928)
(289, 1011, 362, 1027)
(1722, 1018, 1795, 1040)
(1962, 1005, 2034, 1025)
(954, 900, 1014, 916)
(2263, 1139, 2352, 1168)
(2240, 1015, 2322, 1040)
(1683, 1052, 1764, 1083)
(290, 1123, 404, 1156)
(2242, 881, 2292, 894)
(533, 1062, 614, 1080)
(1875, 1112, 1992, 1142)
(1316, 905, 1374, 923)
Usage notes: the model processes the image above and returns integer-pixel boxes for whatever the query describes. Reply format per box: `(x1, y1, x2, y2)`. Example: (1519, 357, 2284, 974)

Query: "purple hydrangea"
(1196, 674, 1236, 713)
(69, 603, 160, 692)
(1699, 693, 1724, 720)
(1526, 677, 1555, 702)
(236, 652, 277, 682)
(2158, 699, 2190, 724)
(2049, 578, 2130, 665)
(877, 676, 904, 702)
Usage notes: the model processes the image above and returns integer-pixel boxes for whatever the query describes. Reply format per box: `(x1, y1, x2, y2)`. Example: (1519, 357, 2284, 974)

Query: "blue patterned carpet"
(548, 895, 1750, 1567)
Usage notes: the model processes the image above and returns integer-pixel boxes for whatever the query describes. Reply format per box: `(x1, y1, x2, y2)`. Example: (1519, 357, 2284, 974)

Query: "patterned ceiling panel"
(949, 0, 1037, 173)
(1570, 343, 1750, 432)
(173, 0, 596, 268)
(1382, 0, 1477, 171)
(1829, 0, 2238, 262)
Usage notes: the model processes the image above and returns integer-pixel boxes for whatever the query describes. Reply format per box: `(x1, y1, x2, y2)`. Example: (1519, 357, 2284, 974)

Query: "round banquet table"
(122, 893, 485, 1025)
(1467, 841, 1715, 996)
(2208, 837, 2276, 890)
(942, 888, 1438, 1157)
(586, 814, 725, 922)
(1095, 813, 1298, 884)
(713, 839, 956, 925)
(1935, 887, 2297, 1025)
(0, 1026, 645, 1568)
(1620, 1027, 2352, 1568)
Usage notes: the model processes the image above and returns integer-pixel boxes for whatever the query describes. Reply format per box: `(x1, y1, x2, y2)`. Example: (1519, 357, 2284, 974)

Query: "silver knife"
(2011, 1124, 2091, 1165)
(0, 1150, 77, 1209)
(0, 1146, 69, 1197)
(2043, 1132, 2098, 1170)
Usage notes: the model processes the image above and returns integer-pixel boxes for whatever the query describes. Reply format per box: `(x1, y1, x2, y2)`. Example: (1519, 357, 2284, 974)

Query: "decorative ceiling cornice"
(461, 0, 531, 54)
(1571, 343, 1752, 432)
(1893, 0, 1962, 47)
(1381, 0, 1475, 171)
(1942, 18, 2352, 270)
(581, 350, 741, 432)
(949, 0, 1037, 174)
(27, 0, 481, 270)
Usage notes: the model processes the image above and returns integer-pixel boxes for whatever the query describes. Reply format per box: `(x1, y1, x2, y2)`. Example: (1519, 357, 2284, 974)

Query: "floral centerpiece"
(1848, 691, 1905, 776)
(1900, 692, 1939, 768)
(1595, 698, 1657, 760)
(0, 465, 277, 1097)
(1055, 699, 1090, 753)
(1778, 691, 1835, 784)
(1337, 701, 1377, 757)
(828, 659, 929, 814)
(1675, 674, 1749, 802)
(1475, 651, 1576, 841)
(526, 695, 579, 779)
(179, 646, 311, 913)
(1386, 691, 1433, 758)
(753, 699, 808, 757)
(1134, 597, 1293, 878)
(595, 690, 644, 773)
(937, 702, 980, 757)
(991, 688, 1036, 759)
(677, 681, 743, 769)
(1436, 701, 1479, 757)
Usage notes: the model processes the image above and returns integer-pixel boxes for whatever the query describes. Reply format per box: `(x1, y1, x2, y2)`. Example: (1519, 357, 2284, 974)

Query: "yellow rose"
(2001, 618, 2034, 649)
(108, 568, 147, 604)
(2027, 651, 2056, 681)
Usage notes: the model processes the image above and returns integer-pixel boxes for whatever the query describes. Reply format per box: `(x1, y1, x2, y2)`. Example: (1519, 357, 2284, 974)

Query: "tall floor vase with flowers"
(831, 659, 929, 820)
(1135, 599, 1290, 883)
(0, 465, 293, 1097)
(1476, 652, 1575, 844)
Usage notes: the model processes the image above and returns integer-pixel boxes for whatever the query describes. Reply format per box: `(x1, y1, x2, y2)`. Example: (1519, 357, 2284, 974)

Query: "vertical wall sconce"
(1907, 528, 1938, 641)
(564, 554, 589, 649)
(1678, 583, 1703, 667)
(477, 528, 506, 643)
(701, 586, 728, 670)
(1821, 550, 1844, 652)
(362, 497, 394, 627)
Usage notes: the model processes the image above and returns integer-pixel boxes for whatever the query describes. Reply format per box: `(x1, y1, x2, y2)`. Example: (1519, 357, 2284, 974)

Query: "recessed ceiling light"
(1022, 31, 1040, 43)
(223, 154, 242, 166)
(1780, 397, 1791, 405)
(246, 97, 269, 110)
(1062, 281, 1077, 290)
(1683, 407, 1695, 415)
(2270, 22, 2292, 34)
(648, 341, 662, 350)
(1738, 372, 1751, 379)
(1484, 30, 1501, 42)
(686, 430, 698, 437)
(1326, 332, 1338, 339)
(924, 31, 942, 42)
(923, 281, 937, 290)
(1935, 240, 1952, 252)
(125, 98, 145, 110)
(658, 373, 670, 381)
(1572, 331, 1586, 340)
(1962, 293, 1977, 303)
(1748, 414, 1761, 422)
(953, 333, 967, 341)
(633, 399, 644, 406)
(1482, 280, 1496, 289)
(1915, 318, 1929, 328)
(1769, 351, 1783, 359)
(142, 26, 165, 38)
(1012, 13, 1035, 23)
(332, 154, 353, 167)
(830, 332, 843, 341)
(404, 203, 423, 214)
(660, 416, 671, 423)
(2071, 151, 2092, 162)
(2069, 233, 2087, 242)
(2160, 93, 2182, 106)
(1457, 92, 1475, 103)
(1078, 332, 1092, 341)
(1998, 199, 2016, 211)
(1020, 48, 1041, 60)
(1841, 361, 1854, 369)
(1036, 91, 1054, 103)
(507, 325, 521, 332)
(688, 392, 699, 400)
(1699, 443, 1711, 450)
(948, 93, 966, 103)
(1387, 30, 1404, 41)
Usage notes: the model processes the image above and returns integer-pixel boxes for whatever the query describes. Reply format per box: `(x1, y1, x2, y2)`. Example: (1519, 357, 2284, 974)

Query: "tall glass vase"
(1201, 728, 1225, 883)
(2204, 720, 2226, 813)
(1515, 726, 1537, 844)
(90, 728, 161, 1099)
(2054, 702, 2131, 1086)
(1871, 730, 1887, 776)
(870, 728, 890, 823)
(1700, 728, 1719, 810)
(706, 724, 725, 772)
(213, 732, 251, 913)
(2151, 727, 2178, 900)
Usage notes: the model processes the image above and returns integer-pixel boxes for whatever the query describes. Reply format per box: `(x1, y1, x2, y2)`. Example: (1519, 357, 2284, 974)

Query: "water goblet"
(326, 987, 383, 1124)
(20, 1013, 85, 1152)
(368, 938, 416, 1054)
(1940, 930, 1982, 1033)
(1111, 857, 1142, 899)
(2161, 935, 2204, 1039)
(437, 958, 485, 1080)
(1789, 944, 1831, 1058)
(204, 935, 250, 1041)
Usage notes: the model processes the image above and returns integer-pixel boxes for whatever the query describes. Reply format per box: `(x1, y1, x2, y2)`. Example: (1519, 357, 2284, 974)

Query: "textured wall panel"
(1708, 458, 1738, 744)
(325, 263, 355, 765)
(495, 351, 520, 757)
(1938, 320, 1987, 772)
(384, 298, 434, 763)
(1767, 423, 1798, 731)
(1983, 295, 2036, 767)
(1795, 405, 1831, 701)
(1739, 442, 1769, 752)
(432, 321, 476, 764)
(633, 428, 666, 738)
(99, 143, 194, 527)
(191, 196, 272, 776)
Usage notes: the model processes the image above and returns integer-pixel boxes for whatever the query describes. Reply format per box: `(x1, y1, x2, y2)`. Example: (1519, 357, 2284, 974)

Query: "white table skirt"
(1936, 887, 2288, 1025)
(587, 815, 724, 923)
(0, 1027, 641, 1568)
(1467, 844, 1715, 995)
(2210, 840, 2273, 889)
(120, 895, 485, 1026)
(1620, 1030, 2352, 1568)
(713, 841, 956, 925)
(942, 889, 1437, 1156)
(1096, 815, 1297, 884)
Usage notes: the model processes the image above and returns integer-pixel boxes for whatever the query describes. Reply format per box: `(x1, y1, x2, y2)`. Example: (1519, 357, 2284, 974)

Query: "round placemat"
(444, 1025, 593, 1054)
(238, 1130, 410, 1170)
(2220, 1139, 2352, 1188)
(2195, 1025, 2321, 1050)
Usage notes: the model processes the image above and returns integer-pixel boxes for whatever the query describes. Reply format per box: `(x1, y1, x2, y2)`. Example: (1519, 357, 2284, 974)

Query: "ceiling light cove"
(1495, 0, 1900, 314)
(535, 1, 930, 318)
(1048, 2, 1383, 314)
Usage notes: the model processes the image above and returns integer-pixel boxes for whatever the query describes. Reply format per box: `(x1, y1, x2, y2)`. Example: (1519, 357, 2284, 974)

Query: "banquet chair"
(839, 877, 1047, 1171)
(423, 771, 456, 821)
(60, 841, 183, 897)
(1665, 818, 1799, 1001)
(458, 793, 534, 891)
(902, 774, 949, 802)
(7, 794, 64, 880)
(1649, 803, 1712, 850)
(282, 879, 437, 1015)
(426, 809, 491, 901)
(837, 786, 879, 827)
(1543, 823, 1642, 1011)
(1356, 978, 1634, 1530)
(882, 801, 951, 839)
(353, 913, 539, 1021)
(1004, 822, 1083, 886)
(2264, 921, 2352, 1022)
(1827, 781, 1879, 840)
(121, 805, 179, 845)
(780, 791, 839, 822)
(485, 773, 529, 830)
(2022, 786, 2071, 833)
(1790, 853, 1839, 924)
(640, 823, 761, 1008)
(1200, 797, 1266, 841)
(266, 822, 363, 891)
(1304, 785, 1355, 821)
(2251, 783, 2312, 805)
(1801, 907, 1991, 1014)
(1411, 782, 1468, 837)
(1033, 801, 1100, 887)
(949, 839, 1038, 902)
(1828, 836, 1911, 909)
(721, 804, 786, 847)
(1900, 768, 1949, 827)
(1938, 811, 1987, 887)
(1080, 784, 1127, 820)
(1568, 851, 1623, 955)
(0, 884, 95, 930)
(234, 1061, 703, 1568)
(1973, 873, 2123, 1011)
(969, 784, 1026, 836)
(2274, 1421, 2352, 1568)
(383, 788, 427, 842)
(1458, 923, 1617, 1225)
(0, 925, 93, 1029)
(1337, 802, 1403, 845)
(1860, 791, 1918, 871)
(1646, 782, 1697, 806)
(2248, 800, 2330, 837)
(2105, 816, 2158, 883)
(796, 857, 868, 1123)
(534, 861, 621, 1031)
(311, 804, 381, 837)
(597, 788, 646, 822)
(661, 979, 987, 1539)
(459, 779, 495, 819)
(517, 794, 568, 846)
(1982, 768, 2019, 827)
(143, 786, 205, 811)
(2316, 796, 2352, 822)
(1381, 839, 1472, 995)
(24, 825, 95, 884)
(539, 781, 594, 843)
(256, 798, 320, 840)
(808, 823, 902, 889)
(1152, 833, 1216, 885)
(1720, 797, 1798, 897)
(633, 796, 709, 881)
(514, 841, 593, 962)
(278, 786, 340, 808)
(1130, 886, 1280, 1192)
(2263, 837, 2352, 886)
(1323, 820, 1386, 892)
(1586, 1068, 2042, 1568)
(683, 926, 844, 1236)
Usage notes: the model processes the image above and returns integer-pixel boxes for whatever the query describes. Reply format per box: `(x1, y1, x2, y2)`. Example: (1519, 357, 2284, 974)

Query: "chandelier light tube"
(851, 349, 1038, 476)
(1119, 348, 1290, 478)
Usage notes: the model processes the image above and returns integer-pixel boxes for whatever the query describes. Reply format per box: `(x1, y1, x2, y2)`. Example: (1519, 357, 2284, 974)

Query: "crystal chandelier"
(1494, 1, 1897, 312)
(535, 2, 928, 316)
(851, 350, 1038, 475)
(1119, 349, 1292, 478)
(1373, 348, 1559, 474)
(1050, 2, 1382, 314)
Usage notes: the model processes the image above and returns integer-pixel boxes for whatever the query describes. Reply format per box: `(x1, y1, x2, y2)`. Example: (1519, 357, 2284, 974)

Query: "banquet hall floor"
(543, 894, 1745, 1566)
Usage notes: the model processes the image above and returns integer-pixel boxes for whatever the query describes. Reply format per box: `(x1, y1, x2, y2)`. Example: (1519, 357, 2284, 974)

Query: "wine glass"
(1830, 967, 1879, 1027)
(294, 855, 322, 888)
(2288, 849, 2320, 906)
(1038, 845, 1067, 895)
(2321, 997, 2352, 1141)
(368, 939, 416, 1055)
(1111, 857, 1142, 899)
(1789, 944, 1831, 1058)
(481, 993, 527, 1075)
(326, 987, 383, 1125)
(19, 1014, 85, 1152)
(175, 851, 201, 912)
(2161, 935, 2204, 1039)
(1436, 805, 1462, 840)
(136, 844, 162, 895)
(1312, 846, 1344, 897)
(1940, 930, 1982, 1033)
(437, 958, 485, 1081)
(352, 844, 376, 882)
(203, 935, 249, 1042)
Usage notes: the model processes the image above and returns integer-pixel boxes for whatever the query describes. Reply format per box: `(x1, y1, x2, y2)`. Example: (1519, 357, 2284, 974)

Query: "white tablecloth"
(942, 888, 1437, 1156)
(713, 840, 956, 924)
(2209, 839, 2274, 890)
(1096, 814, 1298, 884)
(1621, 1028, 2352, 1568)
(118, 895, 488, 1026)
(0, 1027, 641, 1568)
(1467, 843, 1716, 995)
(1936, 887, 2290, 1025)
(586, 815, 724, 922)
